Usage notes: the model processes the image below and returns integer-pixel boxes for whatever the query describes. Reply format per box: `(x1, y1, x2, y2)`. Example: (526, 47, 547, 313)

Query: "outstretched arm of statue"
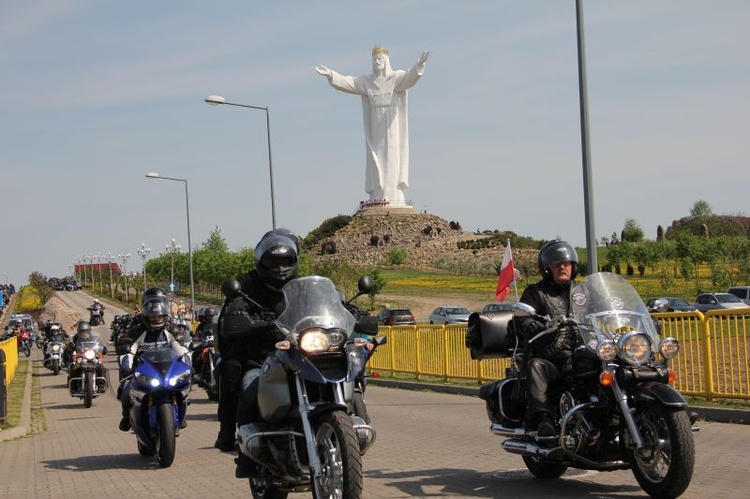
(315, 65, 331, 77)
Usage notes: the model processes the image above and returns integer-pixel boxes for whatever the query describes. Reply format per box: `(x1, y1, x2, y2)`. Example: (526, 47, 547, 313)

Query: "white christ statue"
(316, 46, 430, 206)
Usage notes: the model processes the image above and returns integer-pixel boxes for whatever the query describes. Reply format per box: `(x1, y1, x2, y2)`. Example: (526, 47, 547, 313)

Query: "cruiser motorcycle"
(227, 275, 377, 499)
(44, 337, 67, 375)
(468, 272, 696, 498)
(68, 340, 108, 408)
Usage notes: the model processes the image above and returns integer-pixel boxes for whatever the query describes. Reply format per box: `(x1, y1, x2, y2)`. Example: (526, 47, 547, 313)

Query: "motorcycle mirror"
(512, 302, 537, 317)
(357, 275, 375, 295)
(649, 298, 669, 313)
(221, 278, 243, 299)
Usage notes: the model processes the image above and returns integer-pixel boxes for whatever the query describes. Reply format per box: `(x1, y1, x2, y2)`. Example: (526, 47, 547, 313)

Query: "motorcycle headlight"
(299, 328, 330, 353)
(51, 345, 60, 353)
(617, 331, 652, 365)
(84, 350, 96, 361)
(168, 371, 192, 387)
(596, 339, 617, 361)
(659, 337, 680, 359)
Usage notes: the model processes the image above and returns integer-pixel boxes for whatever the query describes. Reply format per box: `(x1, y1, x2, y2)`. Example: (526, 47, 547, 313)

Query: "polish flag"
(496, 242, 519, 302)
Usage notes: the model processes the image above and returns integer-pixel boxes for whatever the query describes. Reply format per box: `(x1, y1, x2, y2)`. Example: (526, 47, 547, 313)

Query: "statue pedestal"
(355, 205, 416, 217)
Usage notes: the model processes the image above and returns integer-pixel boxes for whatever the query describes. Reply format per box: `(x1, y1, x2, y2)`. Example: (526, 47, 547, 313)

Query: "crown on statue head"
(372, 45, 389, 57)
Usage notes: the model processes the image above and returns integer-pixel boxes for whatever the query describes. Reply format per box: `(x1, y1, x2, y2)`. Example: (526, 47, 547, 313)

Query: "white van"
(727, 286, 750, 306)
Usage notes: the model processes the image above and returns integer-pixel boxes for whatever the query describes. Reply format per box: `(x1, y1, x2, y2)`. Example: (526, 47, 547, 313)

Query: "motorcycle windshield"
(139, 348, 178, 377)
(277, 276, 356, 337)
(78, 340, 103, 353)
(570, 272, 660, 353)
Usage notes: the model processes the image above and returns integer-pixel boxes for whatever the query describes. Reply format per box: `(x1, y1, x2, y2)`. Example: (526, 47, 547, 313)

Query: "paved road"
(1, 292, 749, 498)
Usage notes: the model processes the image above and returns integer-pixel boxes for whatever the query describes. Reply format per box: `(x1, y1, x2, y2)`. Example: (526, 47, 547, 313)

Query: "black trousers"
(217, 358, 243, 436)
(527, 356, 566, 418)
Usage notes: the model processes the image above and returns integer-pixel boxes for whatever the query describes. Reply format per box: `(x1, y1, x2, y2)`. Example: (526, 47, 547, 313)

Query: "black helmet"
(537, 239, 579, 282)
(142, 286, 168, 308)
(261, 227, 301, 253)
(77, 321, 92, 337)
(203, 307, 217, 319)
(142, 293, 169, 331)
(255, 233, 299, 287)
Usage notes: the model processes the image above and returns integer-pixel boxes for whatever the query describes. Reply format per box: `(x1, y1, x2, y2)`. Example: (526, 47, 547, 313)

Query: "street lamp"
(145, 172, 195, 315)
(205, 94, 277, 229)
(165, 238, 181, 297)
(96, 252, 104, 293)
(107, 253, 115, 298)
(119, 253, 132, 303)
(86, 253, 94, 289)
(137, 243, 151, 291)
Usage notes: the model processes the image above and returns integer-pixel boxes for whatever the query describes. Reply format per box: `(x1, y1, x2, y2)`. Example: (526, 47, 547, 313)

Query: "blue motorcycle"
(126, 348, 192, 467)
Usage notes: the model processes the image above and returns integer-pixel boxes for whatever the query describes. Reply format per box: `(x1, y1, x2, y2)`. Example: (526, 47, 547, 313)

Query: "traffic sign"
(167, 281, 179, 293)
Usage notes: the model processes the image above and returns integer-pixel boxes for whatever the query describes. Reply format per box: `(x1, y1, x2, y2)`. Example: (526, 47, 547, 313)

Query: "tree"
(622, 219, 644, 243)
(690, 200, 713, 220)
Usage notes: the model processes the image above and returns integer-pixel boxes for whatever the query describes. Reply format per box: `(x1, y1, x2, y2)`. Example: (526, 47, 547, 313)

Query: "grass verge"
(1, 359, 28, 429)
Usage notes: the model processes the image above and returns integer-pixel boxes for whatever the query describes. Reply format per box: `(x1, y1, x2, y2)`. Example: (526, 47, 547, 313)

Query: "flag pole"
(509, 239, 520, 301)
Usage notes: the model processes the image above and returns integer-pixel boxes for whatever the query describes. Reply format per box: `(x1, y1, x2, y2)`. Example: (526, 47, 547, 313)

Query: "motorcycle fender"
(635, 382, 688, 408)
(258, 354, 291, 424)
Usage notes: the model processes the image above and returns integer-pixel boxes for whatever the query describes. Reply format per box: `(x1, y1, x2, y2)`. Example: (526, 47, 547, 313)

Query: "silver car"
(693, 293, 749, 313)
(428, 306, 471, 325)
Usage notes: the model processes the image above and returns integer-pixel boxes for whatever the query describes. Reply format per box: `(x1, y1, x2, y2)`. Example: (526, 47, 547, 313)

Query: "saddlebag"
(465, 310, 515, 360)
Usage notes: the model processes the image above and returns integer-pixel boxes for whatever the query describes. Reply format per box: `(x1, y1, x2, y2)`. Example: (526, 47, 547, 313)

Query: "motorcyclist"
(43, 324, 70, 366)
(117, 290, 190, 432)
(191, 307, 217, 383)
(215, 229, 299, 478)
(89, 299, 105, 323)
(67, 322, 107, 385)
(516, 239, 579, 437)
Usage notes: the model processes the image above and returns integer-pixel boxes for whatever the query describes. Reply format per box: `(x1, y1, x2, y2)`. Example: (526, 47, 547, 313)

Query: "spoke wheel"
(628, 404, 694, 498)
(312, 411, 363, 499)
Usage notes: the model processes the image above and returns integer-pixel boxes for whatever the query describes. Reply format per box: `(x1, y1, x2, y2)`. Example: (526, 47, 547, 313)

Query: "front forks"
(610, 375, 644, 449)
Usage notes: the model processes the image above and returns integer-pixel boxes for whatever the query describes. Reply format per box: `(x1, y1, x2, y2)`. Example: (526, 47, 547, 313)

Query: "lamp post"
(119, 253, 131, 303)
(145, 172, 195, 314)
(165, 238, 181, 302)
(96, 252, 104, 293)
(86, 254, 94, 289)
(107, 253, 115, 298)
(205, 94, 277, 229)
(137, 243, 151, 291)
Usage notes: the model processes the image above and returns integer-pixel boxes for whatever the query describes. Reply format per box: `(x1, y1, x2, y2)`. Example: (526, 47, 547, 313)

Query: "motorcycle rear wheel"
(522, 455, 568, 479)
(627, 404, 694, 498)
(156, 402, 177, 468)
(249, 476, 288, 499)
(312, 410, 363, 499)
(83, 373, 94, 408)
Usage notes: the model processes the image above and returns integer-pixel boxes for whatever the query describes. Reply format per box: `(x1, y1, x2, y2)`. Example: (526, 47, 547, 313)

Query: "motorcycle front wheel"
(52, 360, 60, 376)
(627, 404, 694, 498)
(312, 411, 363, 499)
(83, 372, 94, 408)
(156, 402, 177, 468)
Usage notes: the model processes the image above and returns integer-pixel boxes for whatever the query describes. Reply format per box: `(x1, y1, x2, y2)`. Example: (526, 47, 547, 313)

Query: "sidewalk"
(368, 377, 750, 425)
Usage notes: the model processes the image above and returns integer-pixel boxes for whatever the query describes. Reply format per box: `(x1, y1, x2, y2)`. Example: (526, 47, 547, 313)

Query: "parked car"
(428, 306, 471, 325)
(693, 292, 749, 313)
(481, 303, 514, 314)
(376, 308, 416, 326)
(645, 297, 697, 312)
(727, 286, 750, 306)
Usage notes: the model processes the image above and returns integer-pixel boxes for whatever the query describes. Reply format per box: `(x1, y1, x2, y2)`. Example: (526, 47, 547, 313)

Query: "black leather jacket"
(518, 279, 577, 361)
(218, 270, 288, 369)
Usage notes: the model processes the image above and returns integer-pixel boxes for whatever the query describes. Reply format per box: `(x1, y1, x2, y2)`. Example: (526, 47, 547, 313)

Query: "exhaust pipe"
(502, 438, 550, 458)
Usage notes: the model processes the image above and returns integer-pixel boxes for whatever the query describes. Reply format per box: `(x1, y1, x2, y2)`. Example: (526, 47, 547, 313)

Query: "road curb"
(0, 358, 32, 442)
(368, 377, 750, 425)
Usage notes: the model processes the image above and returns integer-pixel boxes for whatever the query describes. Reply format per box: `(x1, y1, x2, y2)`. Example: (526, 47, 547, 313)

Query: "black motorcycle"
(228, 275, 377, 499)
(468, 272, 696, 498)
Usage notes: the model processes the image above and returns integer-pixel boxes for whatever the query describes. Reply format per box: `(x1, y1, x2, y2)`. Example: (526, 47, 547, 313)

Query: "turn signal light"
(668, 369, 677, 384)
(599, 371, 614, 387)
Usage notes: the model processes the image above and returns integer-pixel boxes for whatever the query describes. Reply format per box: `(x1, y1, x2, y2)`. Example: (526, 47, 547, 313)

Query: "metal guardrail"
(368, 310, 750, 401)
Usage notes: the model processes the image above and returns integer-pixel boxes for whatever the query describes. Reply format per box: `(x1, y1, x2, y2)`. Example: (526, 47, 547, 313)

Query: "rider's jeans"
(237, 368, 262, 426)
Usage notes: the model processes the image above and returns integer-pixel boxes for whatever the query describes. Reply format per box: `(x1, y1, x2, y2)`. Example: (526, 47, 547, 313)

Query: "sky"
(1, 1, 749, 287)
